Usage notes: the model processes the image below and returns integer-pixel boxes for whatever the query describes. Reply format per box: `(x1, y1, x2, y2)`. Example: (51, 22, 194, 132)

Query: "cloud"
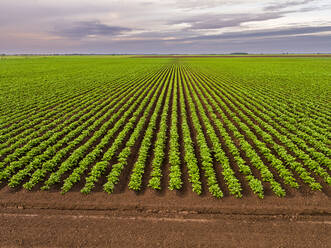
(264, 0, 315, 11)
(51, 21, 131, 39)
(0, 0, 331, 53)
(0, 1, 110, 27)
(169, 1, 323, 31)
(170, 13, 284, 30)
(173, 0, 244, 10)
(179, 25, 331, 41)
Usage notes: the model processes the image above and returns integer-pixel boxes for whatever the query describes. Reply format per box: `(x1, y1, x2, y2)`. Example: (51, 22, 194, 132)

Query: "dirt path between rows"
(1, 208, 330, 248)
(0, 187, 330, 247)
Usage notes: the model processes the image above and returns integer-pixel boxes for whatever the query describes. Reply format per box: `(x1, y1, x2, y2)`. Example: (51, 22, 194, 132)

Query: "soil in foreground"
(0, 187, 330, 248)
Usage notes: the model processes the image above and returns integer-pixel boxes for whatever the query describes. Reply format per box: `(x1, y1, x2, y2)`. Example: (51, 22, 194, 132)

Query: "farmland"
(0, 56, 330, 246)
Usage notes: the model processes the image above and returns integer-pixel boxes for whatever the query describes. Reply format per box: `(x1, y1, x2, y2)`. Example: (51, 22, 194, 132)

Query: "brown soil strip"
(205, 71, 330, 140)
(185, 67, 252, 196)
(1, 98, 114, 187)
(155, 67, 174, 195)
(183, 70, 229, 196)
(179, 68, 208, 196)
(31, 69, 167, 192)
(139, 68, 172, 193)
(199, 73, 294, 196)
(190, 69, 274, 196)
(1, 188, 330, 214)
(65, 70, 164, 193)
(2, 69, 158, 149)
(2, 71, 150, 130)
(2, 87, 94, 130)
(83, 67, 170, 193)
(204, 75, 331, 196)
(1, 204, 330, 248)
(113, 67, 171, 194)
(215, 82, 327, 196)
(217, 75, 330, 152)
(175, 66, 190, 195)
(1, 100, 93, 158)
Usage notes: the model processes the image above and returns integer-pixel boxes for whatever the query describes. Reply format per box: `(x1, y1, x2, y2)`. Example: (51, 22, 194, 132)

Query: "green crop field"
(0, 56, 330, 199)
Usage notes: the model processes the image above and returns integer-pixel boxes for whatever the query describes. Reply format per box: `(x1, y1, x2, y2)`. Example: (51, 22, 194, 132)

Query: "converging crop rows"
(0, 57, 330, 199)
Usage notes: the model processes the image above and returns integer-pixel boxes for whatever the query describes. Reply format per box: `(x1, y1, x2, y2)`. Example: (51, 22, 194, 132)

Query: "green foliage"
(1, 56, 329, 199)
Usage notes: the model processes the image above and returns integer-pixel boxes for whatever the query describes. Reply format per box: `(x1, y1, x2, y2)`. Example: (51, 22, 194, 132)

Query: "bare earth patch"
(0, 187, 330, 247)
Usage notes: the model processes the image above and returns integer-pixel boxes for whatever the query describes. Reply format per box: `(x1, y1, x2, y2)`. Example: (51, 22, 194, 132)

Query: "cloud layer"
(0, 0, 330, 54)
(52, 21, 131, 39)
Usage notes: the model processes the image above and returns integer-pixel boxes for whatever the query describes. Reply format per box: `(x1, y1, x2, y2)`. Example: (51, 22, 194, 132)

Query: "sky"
(0, 0, 330, 54)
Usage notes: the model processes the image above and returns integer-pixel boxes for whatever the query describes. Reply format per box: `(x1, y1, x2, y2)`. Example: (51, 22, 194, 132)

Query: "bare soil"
(0, 187, 330, 247)
(1, 64, 330, 247)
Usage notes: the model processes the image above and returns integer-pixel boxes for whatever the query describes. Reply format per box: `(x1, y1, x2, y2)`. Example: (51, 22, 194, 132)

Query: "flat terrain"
(135, 54, 331, 58)
(0, 55, 330, 247)
(1, 188, 330, 247)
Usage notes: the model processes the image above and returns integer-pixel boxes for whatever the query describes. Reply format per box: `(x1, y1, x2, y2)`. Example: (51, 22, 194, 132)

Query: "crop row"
(189, 67, 327, 191)
(1, 61, 329, 198)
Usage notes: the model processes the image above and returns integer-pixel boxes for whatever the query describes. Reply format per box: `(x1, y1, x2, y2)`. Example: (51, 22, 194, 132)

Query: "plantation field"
(0, 56, 330, 247)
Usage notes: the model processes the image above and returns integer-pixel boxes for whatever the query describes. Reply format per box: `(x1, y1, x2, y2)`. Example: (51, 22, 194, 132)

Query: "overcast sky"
(1, 0, 330, 54)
